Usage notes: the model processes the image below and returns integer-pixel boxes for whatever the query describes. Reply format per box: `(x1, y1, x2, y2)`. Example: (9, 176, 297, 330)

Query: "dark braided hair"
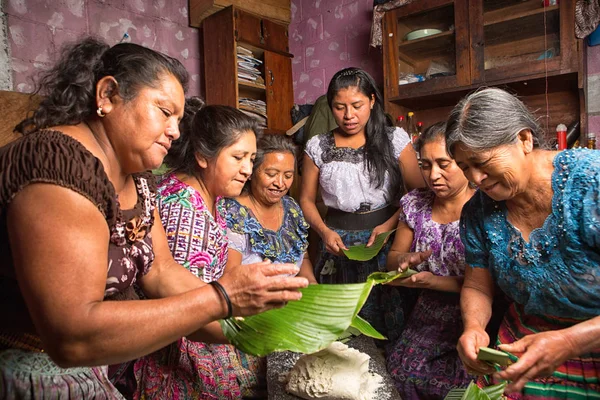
(16, 36, 189, 134)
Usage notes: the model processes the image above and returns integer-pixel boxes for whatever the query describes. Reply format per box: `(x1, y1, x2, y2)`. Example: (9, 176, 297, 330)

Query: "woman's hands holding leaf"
(322, 228, 348, 256)
(457, 326, 496, 376)
(218, 260, 309, 317)
(494, 330, 576, 393)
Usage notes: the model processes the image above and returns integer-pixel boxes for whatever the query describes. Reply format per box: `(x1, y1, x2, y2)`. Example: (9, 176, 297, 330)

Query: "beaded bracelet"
(209, 281, 233, 319)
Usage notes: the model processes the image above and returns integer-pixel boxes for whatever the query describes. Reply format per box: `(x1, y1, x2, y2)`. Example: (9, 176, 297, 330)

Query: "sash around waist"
(325, 205, 398, 231)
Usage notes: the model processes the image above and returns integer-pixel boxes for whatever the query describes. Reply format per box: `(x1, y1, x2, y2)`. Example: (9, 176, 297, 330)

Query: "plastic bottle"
(556, 123, 567, 150)
(588, 132, 597, 149)
(407, 112, 418, 145)
(396, 115, 405, 130)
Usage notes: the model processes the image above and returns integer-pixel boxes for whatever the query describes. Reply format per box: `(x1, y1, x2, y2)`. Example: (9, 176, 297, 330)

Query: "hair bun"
(185, 96, 205, 115)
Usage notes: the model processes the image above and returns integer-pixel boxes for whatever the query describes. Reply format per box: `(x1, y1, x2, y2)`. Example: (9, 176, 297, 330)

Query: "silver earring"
(97, 106, 105, 117)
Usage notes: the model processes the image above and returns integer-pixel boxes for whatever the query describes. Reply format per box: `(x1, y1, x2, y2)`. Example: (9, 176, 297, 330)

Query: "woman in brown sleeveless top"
(0, 36, 308, 399)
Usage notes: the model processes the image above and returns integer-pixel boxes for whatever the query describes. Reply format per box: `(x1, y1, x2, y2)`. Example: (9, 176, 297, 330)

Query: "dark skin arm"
(299, 155, 347, 256)
(8, 184, 307, 367)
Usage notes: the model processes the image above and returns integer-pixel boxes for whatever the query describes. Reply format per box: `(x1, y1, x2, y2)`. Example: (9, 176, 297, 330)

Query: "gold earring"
(97, 106, 105, 117)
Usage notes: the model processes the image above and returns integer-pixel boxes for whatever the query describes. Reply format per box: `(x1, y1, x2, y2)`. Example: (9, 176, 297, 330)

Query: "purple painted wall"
(5, 0, 202, 96)
(289, 0, 382, 105)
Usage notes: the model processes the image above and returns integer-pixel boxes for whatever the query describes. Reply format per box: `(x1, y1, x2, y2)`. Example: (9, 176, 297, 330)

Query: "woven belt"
(325, 205, 398, 231)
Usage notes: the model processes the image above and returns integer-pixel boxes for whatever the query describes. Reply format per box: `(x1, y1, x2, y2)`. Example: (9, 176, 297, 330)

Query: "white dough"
(285, 342, 383, 400)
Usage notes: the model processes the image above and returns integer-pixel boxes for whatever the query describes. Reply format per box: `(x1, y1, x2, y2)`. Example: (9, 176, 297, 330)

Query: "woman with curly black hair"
(0, 37, 307, 399)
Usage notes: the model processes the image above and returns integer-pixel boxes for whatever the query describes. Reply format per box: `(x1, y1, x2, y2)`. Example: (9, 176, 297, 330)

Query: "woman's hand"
(391, 271, 434, 288)
(394, 249, 432, 272)
(218, 260, 309, 317)
(457, 327, 496, 375)
(366, 224, 390, 247)
(494, 330, 576, 393)
(322, 228, 348, 256)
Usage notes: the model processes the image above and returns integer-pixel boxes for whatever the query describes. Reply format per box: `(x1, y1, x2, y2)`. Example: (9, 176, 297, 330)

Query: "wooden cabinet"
(382, 0, 586, 143)
(202, 6, 293, 133)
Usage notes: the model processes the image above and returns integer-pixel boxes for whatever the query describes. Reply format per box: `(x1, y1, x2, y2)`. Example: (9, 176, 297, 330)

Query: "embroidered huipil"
(460, 149, 600, 319)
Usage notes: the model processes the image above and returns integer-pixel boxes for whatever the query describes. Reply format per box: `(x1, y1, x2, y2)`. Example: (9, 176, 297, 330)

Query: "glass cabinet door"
(383, 0, 470, 104)
(474, 0, 578, 82)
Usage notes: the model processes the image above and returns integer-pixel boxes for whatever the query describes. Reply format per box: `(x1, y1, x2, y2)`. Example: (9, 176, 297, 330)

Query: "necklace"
(249, 194, 283, 230)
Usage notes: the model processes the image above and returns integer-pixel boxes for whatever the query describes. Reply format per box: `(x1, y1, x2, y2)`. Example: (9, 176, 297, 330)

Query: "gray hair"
(243, 134, 299, 193)
(445, 87, 547, 157)
(253, 134, 299, 172)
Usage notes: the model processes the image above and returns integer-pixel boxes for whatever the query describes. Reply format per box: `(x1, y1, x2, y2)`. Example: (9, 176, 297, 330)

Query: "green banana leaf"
(444, 381, 507, 400)
(342, 230, 396, 261)
(478, 346, 514, 366)
(219, 270, 412, 356)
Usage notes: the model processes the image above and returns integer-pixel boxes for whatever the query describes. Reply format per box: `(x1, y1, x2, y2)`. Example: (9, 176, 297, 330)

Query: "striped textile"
(479, 303, 600, 399)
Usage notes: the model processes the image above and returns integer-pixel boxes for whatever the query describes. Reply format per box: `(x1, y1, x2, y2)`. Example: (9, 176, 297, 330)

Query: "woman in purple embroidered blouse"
(385, 122, 476, 399)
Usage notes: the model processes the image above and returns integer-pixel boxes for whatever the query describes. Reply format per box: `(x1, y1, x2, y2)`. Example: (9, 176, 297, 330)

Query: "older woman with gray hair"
(447, 87, 600, 398)
(224, 134, 317, 284)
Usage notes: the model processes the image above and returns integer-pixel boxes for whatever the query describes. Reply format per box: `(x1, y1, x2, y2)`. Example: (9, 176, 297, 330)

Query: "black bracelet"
(209, 281, 233, 319)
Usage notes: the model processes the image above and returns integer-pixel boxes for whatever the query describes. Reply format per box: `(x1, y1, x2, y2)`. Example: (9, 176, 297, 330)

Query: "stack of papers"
(237, 46, 263, 86)
(239, 98, 267, 129)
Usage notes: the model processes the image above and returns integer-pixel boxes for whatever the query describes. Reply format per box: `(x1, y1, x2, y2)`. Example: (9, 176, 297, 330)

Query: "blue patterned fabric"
(224, 196, 309, 265)
(460, 149, 600, 319)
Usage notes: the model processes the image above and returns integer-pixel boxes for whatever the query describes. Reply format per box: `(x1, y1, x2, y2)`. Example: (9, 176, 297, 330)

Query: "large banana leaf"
(219, 270, 412, 356)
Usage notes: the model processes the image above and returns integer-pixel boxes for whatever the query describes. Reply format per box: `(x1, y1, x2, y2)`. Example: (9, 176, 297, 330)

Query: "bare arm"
(140, 209, 228, 344)
(299, 154, 328, 238)
(299, 154, 347, 254)
(399, 144, 426, 191)
(298, 252, 317, 284)
(9, 184, 307, 367)
(456, 265, 496, 375)
(386, 217, 414, 272)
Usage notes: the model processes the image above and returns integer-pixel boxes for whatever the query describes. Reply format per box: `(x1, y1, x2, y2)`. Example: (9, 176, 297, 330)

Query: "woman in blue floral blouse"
(225, 134, 317, 284)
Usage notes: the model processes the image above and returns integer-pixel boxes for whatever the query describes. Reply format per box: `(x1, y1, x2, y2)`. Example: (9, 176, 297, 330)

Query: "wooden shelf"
(484, 6, 559, 46)
(388, 71, 579, 110)
(484, 1, 558, 26)
(238, 80, 266, 91)
(397, 30, 455, 63)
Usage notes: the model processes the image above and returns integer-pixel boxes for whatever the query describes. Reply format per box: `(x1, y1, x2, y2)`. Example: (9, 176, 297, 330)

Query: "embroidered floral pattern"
(461, 149, 600, 319)
(110, 176, 155, 246)
(224, 196, 309, 265)
(156, 173, 228, 282)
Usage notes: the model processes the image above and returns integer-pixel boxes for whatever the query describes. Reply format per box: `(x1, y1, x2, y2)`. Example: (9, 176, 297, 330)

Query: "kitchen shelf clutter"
(382, 0, 585, 143)
(201, 5, 294, 134)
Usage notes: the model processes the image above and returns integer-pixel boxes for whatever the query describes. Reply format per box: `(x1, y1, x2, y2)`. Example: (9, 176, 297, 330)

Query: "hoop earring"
(97, 106, 105, 118)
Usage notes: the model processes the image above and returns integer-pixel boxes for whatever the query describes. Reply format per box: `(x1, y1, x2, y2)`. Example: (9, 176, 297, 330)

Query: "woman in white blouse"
(299, 67, 424, 339)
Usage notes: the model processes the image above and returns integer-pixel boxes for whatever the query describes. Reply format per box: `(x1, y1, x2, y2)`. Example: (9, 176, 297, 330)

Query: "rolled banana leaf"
(219, 270, 414, 356)
(444, 381, 507, 400)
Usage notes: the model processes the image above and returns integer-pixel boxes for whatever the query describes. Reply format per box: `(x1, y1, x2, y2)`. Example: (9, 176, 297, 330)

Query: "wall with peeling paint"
(289, 0, 382, 105)
(2, 0, 201, 96)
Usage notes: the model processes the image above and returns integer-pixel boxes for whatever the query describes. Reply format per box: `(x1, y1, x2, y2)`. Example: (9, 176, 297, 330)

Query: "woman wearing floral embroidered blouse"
(0, 37, 307, 399)
(133, 102, 277, 399)
(224, 134, 317, 284)
(449, 88, 600, 398)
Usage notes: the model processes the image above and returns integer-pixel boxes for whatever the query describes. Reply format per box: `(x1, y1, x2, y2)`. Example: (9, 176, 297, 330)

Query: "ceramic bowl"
(404, 28, 442, 41)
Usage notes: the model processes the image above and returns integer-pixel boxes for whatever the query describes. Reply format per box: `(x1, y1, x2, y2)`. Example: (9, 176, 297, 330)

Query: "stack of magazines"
(237, 46, 264, 87)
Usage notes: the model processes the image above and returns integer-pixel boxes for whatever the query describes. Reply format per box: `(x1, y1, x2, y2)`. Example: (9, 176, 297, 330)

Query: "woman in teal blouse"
(448, 87, 600, 399)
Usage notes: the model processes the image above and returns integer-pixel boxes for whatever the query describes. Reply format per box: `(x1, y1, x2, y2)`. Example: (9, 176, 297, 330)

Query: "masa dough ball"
(285, 341, 383, 400)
